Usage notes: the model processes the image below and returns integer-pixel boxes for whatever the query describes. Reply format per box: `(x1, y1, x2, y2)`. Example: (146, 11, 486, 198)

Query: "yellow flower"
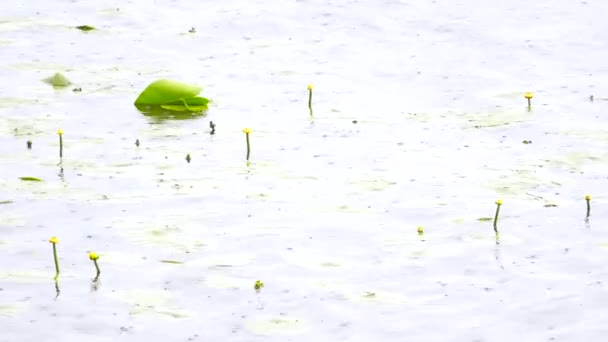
(307, 84, 313, 91)
(49, 236, 59, 244)
(417, 226, 424, 234)
(524, 92, 534, 99)
(89, 252, 99, 261)
(585, 195, 591, 201)
(254, 280, 264, 290)
(242, 128, 252, 134)
(495, 199, 503, 205)
(57, 129, 64, 135)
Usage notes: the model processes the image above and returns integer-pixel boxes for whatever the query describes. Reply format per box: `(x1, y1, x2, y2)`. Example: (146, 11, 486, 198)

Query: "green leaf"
(159, 97, 210, 112)
(19, 177, 42, 182)
(134, 80, 210, 114)
(42, 73, 71, 87)
(76, 25, 96, 31)
(135, 79, 203, 105)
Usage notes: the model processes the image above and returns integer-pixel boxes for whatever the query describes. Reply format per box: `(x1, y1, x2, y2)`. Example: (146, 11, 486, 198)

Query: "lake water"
(2, 1, 608, 341)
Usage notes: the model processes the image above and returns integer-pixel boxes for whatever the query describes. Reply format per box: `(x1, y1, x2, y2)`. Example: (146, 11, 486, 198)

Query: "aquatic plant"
(89, 252, 100, 282)
(185, 154, 191, 163)
(307, 84, 313, 117)
(524, 92, 534, 108)
(19, 177, 42, 182)
(42, 73, 71, 87)
(417, 226, 424, 235)
(135, 139, 140, 147)
(49, 237, 60, 280)
(493, 199, 502, 233)
(586, 195, 591, 218)
(76, 25, 95, 31)
(254, 280, 264, 292)
(243, 128, 252, 161)
(134, 79, 210, 113)
(26, 140, 32, 149)
(57, 129, 63, 158)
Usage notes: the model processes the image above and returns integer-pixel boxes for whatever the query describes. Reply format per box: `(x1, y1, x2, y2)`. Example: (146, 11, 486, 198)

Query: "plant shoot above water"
(134, 79, 210, 113)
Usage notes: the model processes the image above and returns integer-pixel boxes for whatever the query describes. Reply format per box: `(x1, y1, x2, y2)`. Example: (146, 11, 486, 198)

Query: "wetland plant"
(254, 280, 265, 309)
(493, 199, 503, 233)
(186, 154, 191, 163)
(134, 79, 210, 113)
(586, 195, 591, 218)
(26, 140, 32, 149)
(524, 92, 534, 108)
(57, 129, 64, 158)
(135, 139, 140, 147)
(243, 128, 252, 161)
(76, 25, 95, 31)
(42, 72, 71, 87)
(89, 252, 101, 282)
(417, 226, 424, 236)
(49, 236, 60, 280)
(254, 280, 265, 292)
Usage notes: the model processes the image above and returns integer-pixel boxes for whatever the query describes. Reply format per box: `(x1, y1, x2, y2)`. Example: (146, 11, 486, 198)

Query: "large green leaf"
(134, 79, 209, 108)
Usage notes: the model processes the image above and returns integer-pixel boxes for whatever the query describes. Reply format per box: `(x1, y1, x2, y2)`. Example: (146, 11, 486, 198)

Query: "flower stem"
(93, 259, 101, 282)
(52, 243, 60, 280)
(59, 134, 63, 158)
(245, 133, 251, 161)
(493, 202, 502, 233)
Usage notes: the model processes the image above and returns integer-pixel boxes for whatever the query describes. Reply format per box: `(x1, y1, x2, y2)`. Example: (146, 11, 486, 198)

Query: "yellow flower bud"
(417, 226, 424, 234)
(495, 199, 503, 205)
(307, 84, 313, 91)
(242, 128, 252, 134)
(524, 92, 534, 99)
(585, 195, 591, 201)
(89, 252, 99, 261)
(57, 129, 64, 135)
(49, 236, 59, 244)
(254, 280, 264, 290)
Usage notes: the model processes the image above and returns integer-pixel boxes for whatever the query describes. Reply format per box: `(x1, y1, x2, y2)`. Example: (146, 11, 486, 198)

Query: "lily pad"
(110, 289, 193, 319)
(19, 177, 42, 182)
(134, 79, 210, 114)
(0, 304, 26, 317)
(75, 25, 95, 31)
(246, 316, 307, 336)
(42, 72, 71, 87)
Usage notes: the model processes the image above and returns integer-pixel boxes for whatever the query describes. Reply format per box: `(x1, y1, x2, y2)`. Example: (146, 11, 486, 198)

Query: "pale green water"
(2, 1, 608, 341)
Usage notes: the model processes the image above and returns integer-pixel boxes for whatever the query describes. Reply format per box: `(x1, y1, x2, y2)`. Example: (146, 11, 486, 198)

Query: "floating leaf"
(42, 72, 71, 87)
(0, 304, 26, 317)
(19, 177, 42, 182)
(246, 316, 307, 336)
(76, 25, 95, 31)
(134, 79, 210, 114)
